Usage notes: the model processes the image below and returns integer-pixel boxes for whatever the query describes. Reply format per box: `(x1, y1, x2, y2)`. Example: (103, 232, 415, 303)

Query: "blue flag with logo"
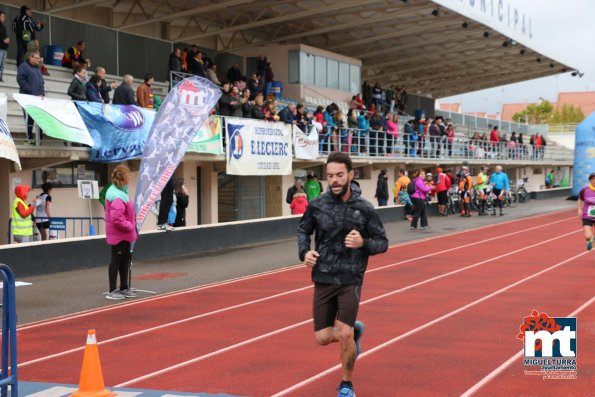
(134, 77, 221, 232)
(76, 102, 156, 163)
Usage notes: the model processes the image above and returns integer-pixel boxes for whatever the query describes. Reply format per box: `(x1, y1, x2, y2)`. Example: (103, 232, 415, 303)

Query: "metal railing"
(169, 71, 197, 91)
(7, 217, 105, 244)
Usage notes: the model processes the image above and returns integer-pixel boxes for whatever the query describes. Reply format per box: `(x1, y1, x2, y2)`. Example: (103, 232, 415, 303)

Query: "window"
(288, 51, 300, 84)
(32, 162, 108, 188)
(315, 56, 327, 87)
(350, 65, 360, 94)
(327, 59, 338, 90)
(300, 52, 315, 85)
(339, 62, 350, 92)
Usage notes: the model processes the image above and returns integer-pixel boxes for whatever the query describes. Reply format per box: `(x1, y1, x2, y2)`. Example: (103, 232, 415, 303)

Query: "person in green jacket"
(304, 174, 321, 202)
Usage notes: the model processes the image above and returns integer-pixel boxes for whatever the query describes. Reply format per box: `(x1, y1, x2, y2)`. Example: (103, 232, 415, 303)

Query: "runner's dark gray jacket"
(297, 183, 388, 285)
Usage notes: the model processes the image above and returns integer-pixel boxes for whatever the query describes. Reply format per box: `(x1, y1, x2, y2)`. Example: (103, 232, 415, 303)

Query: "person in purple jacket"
(578, 172, 595, 251)
(410, 169, 434, 230)
(104, 165, 138, 300)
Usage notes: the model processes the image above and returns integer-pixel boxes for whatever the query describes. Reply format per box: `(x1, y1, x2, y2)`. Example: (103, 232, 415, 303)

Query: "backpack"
(11, 15, 19, 34)
(407, 180, 416, 196)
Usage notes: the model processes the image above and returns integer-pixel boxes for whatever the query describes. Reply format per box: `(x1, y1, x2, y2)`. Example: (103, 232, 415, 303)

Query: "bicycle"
(446, 187, 459, 215)
(515, 177, 530, 203)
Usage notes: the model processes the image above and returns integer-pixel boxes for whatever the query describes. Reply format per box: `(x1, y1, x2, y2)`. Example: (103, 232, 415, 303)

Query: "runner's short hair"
(326, 152, 353, 172)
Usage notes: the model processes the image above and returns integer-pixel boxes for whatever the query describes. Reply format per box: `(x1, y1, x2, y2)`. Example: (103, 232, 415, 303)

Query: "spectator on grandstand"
(355, 110, 369, 155)
(95, 67, 116, 103)
(395, 85, 408, 113)
(62, 41, 89, 70)
(435, 167, 451, 216)
(488, 165, 509, 216)
(256, 54, 267, 91)
(290, 188, 308, 215)
(362, 81, 372, 109)
(174, 181, 189, 227)
(375, 169, 389, 207)
(386, 113, 398, 155)
(14, 5, 43, 66)
(247, 73, 260, 100)
(537, 133, 546, 160)
(11, 184, 34, 243)
(0, 11, 9, 82)
(17, 51, 44, 145)
(446, 123, 455, 157)
(228, 85, 244, 117)
(286, 177, 302, 205)
(369, 110, 383, 156)
(217, 82, 233, 116)
(336, 110, 351, 152)
(112, 74, 136, 105)
(295, 104, 308, 132)
(428, 119, 441, 158)
(304, 174, 321, 202)
(313, 105, 324, 126)
(104, 165, 137, 300)
(187, 47, 205, 77)
(529, 134, 536, 159)
(278, 103, 297, 125)
(264, 62, 274, 94)
(136, 73, 155, 109)
(168, 48, 182, 79)
(385, 85, 394, 113)
(251, 92, 265, 120)
(67, 63, 87, 101)
(226, 63, 242, 85)
(578, 173, 595, 252)
(393, 169, 413, 220)
(264, 99, 279, 122)
(321, 106, 336, 153)
(410, 169, 432, 230)
(234, 76, 246, 92)
(241, 88, 254, 118)
(490, 125, 500, 153)
(206, 63, 221, 86)
(86, 74, 104, 103)
(34, 182, 52, 240)
(347, 109, 358, 152)
(372, 83, 382, 109)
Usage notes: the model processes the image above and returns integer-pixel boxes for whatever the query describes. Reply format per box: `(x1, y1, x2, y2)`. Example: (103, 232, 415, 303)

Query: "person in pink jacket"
(290, 188, 309, 215)
(410, 169, 434, 230)
(104, 165, 138, 300)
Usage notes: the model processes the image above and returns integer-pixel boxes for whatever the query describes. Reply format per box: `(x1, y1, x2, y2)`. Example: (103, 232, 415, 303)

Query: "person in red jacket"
(290, 189, 308, 215)
(435, 167, 451, 216)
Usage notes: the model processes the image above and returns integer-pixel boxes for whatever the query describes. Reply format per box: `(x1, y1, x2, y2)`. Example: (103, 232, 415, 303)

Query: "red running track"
(14, 209, 595, 396)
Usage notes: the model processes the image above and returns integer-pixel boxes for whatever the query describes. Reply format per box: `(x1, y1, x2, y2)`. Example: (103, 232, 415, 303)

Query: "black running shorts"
(437, 190, 448, 205)
(582, 219, 595, 227)
(313, 283, 361, 331)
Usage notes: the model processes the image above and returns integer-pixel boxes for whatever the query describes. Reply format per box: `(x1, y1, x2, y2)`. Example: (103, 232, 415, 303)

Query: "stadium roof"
(35, 0, 569, 98)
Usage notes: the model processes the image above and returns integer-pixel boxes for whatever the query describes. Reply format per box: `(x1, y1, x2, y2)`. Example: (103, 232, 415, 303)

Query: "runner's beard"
(331, 181, 349, 198)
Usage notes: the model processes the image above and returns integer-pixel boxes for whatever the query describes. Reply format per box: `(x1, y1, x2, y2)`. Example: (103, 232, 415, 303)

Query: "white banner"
(293, 125, 319, 160)
(13, 94, 93, 146)
(226, 117, 292, 176)
(0, 95, 21, 171)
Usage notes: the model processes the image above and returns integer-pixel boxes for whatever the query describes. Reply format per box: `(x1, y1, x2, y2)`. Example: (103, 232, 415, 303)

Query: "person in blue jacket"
(489, 165, 510, 216)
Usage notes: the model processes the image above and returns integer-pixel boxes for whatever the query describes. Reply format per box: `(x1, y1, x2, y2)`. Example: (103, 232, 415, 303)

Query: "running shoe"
(106, 290, 125, 300)
(157, 224, 175, 231)
(337, 386, 356, 397)
(587, 239, 593, 251)
(354, 320, 364, 358)
(120, 288, 137, 298)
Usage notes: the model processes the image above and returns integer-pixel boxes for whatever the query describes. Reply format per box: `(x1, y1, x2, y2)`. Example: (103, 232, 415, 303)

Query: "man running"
(297, 152, 388, 397)
(577, 172, 595, 251)
(475, 166, 490, 216)
(489, 165, 510, 216)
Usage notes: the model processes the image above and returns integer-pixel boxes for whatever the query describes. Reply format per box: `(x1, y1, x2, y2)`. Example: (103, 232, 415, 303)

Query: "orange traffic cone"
(71, 330, 116, 397)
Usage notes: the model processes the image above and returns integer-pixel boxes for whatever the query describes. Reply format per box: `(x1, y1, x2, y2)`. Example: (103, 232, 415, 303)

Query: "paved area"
(15, 197, 575, 325)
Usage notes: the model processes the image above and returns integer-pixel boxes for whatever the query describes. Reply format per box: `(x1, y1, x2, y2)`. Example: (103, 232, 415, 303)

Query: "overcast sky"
(438, 0, 595, 114)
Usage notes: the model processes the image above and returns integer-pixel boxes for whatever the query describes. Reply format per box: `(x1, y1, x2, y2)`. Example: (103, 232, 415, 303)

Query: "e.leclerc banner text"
(76, 102, 156, 162)
(13, 94, 93, 146)
(134, 77, 221, 231)
(226, 117, 292, 175)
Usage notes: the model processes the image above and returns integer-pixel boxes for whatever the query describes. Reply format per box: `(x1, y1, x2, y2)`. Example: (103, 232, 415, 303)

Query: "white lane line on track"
(460, 295, 595, 397)
(19, 218, 577, 368)
(269, 250, 589, 397)
(114, 229, 581, 388)
(17, 218, 578, 369)
(18, 214, 575, 331)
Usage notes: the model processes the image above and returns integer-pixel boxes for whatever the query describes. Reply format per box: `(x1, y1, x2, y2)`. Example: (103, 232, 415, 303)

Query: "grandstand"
(0, 0, 578, 243)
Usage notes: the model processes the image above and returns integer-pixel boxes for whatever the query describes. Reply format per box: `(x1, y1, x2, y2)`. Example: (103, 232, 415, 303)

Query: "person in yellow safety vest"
(12, 184, 35, 243)
(475, 166, 490, 216)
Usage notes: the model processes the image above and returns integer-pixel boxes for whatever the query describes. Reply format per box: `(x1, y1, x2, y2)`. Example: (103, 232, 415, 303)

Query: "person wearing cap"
(578, 172, 595, 251)
(12, 184, 35, 243)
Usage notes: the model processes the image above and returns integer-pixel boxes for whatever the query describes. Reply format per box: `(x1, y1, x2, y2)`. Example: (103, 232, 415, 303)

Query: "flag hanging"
(134, 77, 221, 231)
